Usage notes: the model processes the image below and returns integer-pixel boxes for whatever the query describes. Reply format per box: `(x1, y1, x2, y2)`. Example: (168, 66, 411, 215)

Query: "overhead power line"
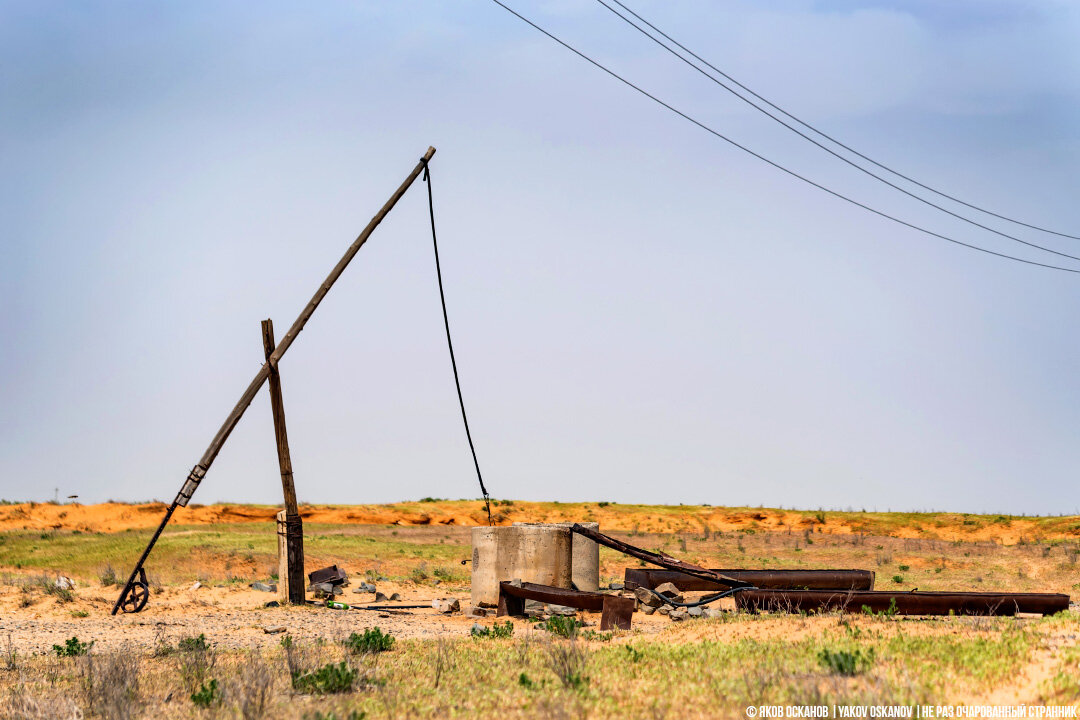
(601, 0, 1080, 242)
(487, 0, 1080, 275)
(593, 0, 1080, 263)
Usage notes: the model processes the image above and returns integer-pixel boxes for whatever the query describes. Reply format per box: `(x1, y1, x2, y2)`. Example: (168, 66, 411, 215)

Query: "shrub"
(432, 566, 464, 583)
(547, 639, 588, 690)
(177, 635, 216, 692)
(536, 615, 582, 638)
(818, 647, 874, 676)
(232, 654, 273, 720)
(178, 634, 209, 652)
(409, 564, 429, 583)
(898, 564, 910, 571)
(79, 649, 140, 720)
(190, 679, 221, 707)
(891, 575, 904, 584)
(471, 621, 514, 639)
(53, 636, 93, 657)
(291, 661, 357, 694)
(98, 565, 120, 587)
(344, 628, 394, 654)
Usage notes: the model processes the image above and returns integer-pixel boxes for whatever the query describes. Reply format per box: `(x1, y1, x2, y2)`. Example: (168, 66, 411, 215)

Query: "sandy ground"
(4, 501, 1079, 543)
(0, 579, 680, 657)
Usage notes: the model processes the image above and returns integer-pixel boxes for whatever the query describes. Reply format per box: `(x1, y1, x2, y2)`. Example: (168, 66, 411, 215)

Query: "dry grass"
(1, 507, 1078, 717)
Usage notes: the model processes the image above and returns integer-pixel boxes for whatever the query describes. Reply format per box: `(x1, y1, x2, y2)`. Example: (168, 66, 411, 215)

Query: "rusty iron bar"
(497, 581, 635, 631)
(736, 589, 1070, 616)
(569, 524, 752, 589)
(624, 568, 875, 592)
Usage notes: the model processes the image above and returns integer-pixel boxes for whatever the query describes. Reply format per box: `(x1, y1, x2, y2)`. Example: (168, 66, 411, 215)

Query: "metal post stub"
(175, 464, 206, 507)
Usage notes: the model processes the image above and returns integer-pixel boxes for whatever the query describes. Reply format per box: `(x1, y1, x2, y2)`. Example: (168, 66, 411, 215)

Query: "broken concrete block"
(633, 587, 663, 607)
(546, 604, 578, 616)
(653, 582, 685, 604)
(432, 598, 460, 613)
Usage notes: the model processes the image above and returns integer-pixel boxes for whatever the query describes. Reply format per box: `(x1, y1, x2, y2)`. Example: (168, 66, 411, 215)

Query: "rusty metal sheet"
(307, 565, 347, 585)
(735, 589, 1070, 616)
(624, 568, 875, 592)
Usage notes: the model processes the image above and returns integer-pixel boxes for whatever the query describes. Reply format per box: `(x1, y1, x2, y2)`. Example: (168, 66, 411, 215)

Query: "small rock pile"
(633, 583, 725, 621)
(307, 565, 349, 598)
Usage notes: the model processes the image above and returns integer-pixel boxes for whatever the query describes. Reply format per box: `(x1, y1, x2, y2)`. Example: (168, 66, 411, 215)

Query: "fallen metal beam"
(735, 589, 1070, 616)
(624, 568, 875, 592)
(497, 581, 635, 631)
(569, 524, 751, 589)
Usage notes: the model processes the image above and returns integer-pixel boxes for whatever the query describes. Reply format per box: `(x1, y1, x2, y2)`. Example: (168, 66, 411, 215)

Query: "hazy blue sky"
(2, 1, 1078, 513)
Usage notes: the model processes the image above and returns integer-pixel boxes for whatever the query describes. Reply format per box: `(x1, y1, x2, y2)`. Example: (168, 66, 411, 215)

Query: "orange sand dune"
(1, 500, 1078, 545)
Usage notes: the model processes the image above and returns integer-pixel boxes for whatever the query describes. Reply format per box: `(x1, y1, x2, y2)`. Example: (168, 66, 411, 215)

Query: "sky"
(1, 1, 1078, 514)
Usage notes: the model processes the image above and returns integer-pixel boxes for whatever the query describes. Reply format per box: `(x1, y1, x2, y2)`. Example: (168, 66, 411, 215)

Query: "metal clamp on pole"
(175, 465, 207, 507)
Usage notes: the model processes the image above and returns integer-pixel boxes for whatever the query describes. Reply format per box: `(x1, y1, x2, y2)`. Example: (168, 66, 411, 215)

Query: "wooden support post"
(262, 318, 306, 605)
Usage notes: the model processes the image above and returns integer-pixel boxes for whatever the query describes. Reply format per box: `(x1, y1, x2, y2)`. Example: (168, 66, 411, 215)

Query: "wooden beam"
(262, 319, 299, 515)
(262, 318, 305, 605)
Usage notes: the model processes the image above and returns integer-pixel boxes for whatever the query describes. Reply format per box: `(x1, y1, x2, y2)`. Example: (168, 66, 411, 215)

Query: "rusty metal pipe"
(735, 589, 1069, 616)
(624, 568, 875, 592)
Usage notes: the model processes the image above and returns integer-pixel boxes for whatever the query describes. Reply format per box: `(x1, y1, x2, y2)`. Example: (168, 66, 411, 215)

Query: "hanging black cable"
(487, 0, 1080, 275)
(603, 0, 1080, 242)
(421, 157, 494, 525)
(594, 0, 1080, 262)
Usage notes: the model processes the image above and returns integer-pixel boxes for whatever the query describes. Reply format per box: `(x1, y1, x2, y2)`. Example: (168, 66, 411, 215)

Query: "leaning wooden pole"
(262, 318, 306, 605)
(111, 146, 437, 615)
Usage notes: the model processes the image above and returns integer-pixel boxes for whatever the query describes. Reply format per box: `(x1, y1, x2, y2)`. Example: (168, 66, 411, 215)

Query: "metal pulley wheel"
(120, 568, 150, 613)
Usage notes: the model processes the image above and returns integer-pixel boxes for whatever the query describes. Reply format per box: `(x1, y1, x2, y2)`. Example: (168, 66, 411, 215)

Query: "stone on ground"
(654, 582, 685, 604)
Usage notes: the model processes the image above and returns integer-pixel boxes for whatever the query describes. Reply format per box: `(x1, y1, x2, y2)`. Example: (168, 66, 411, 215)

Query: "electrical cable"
(602, 0, 1080, 242)
(421, 157, 495, 525)
(640, 584, 753, 608)
(593, 0, 1080, 262)
(486, 0, 1080, 275)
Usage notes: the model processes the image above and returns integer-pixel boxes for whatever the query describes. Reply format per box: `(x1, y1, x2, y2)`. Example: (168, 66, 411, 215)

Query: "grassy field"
(3, 517, 1079, 594)
(2, 504, 1079, 718)
(5, 611, 1080, 719)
